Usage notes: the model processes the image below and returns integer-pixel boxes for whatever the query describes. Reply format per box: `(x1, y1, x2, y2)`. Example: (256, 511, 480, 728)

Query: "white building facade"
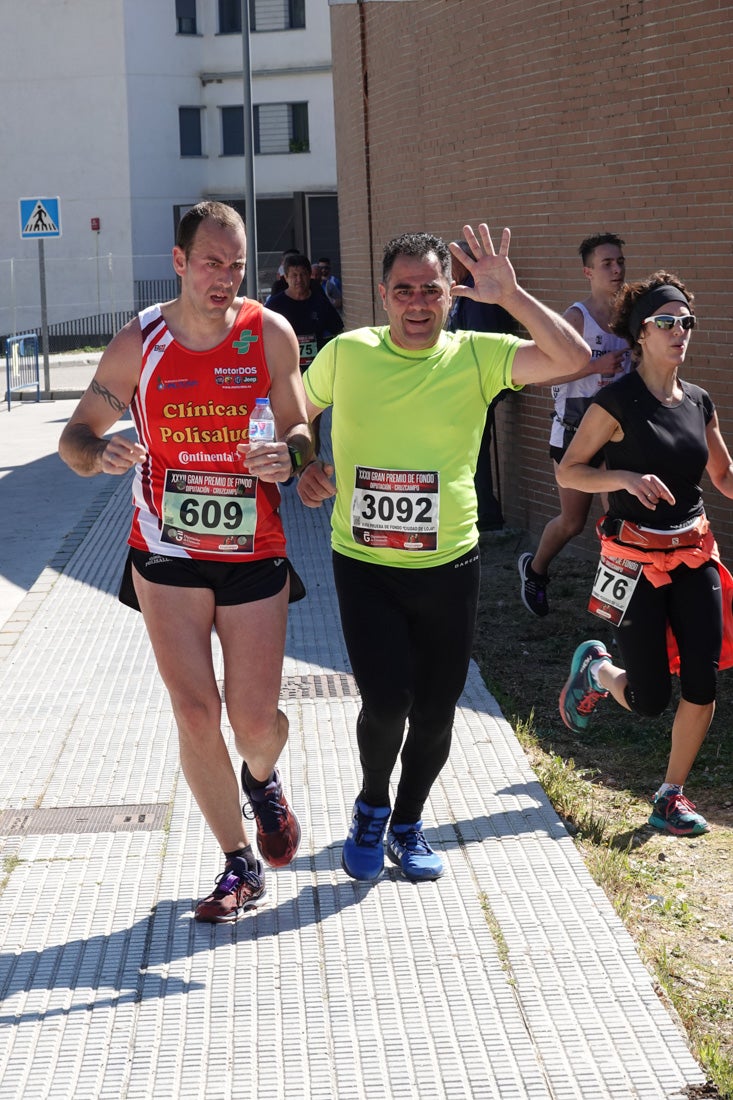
(0, 0, 339, 339)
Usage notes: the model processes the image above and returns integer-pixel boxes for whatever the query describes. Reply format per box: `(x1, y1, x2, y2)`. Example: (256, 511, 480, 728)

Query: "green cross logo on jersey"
(232, 329, 259, 355)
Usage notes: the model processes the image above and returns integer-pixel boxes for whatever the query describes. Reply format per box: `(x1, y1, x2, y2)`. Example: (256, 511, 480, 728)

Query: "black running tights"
(615, 559, 722, 714)
(332, 548, 480, 824)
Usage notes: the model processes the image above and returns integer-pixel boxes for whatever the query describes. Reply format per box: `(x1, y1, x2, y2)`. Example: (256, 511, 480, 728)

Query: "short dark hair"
(611, 271, 693, 361)
(382, 233, 451, 283)
(579, 232, 625, 266)
(176, 201, 245, 257)
(317, 257, 331, 266)
(284, 253, 311, 274)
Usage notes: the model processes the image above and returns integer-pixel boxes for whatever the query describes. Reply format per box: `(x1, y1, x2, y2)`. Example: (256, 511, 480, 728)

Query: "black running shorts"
(119, 547, 305, 611)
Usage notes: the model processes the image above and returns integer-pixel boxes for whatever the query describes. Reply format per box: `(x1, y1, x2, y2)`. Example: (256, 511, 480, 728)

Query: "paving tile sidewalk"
(0, 403, 706, 1099)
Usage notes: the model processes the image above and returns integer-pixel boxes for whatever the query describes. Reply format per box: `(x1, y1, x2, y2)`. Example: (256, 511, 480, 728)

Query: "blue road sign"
(19, 197, 61, 239)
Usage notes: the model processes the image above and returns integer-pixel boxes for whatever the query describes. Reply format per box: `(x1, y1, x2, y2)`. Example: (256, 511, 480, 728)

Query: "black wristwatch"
(288, 445, 305, 475)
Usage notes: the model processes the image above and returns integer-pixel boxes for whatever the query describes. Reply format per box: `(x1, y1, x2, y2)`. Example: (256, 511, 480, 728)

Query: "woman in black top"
(556, 272, 733, 836)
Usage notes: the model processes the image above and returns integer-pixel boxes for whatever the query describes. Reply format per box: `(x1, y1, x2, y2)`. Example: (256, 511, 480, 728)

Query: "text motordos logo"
(214, 365, 258, 387)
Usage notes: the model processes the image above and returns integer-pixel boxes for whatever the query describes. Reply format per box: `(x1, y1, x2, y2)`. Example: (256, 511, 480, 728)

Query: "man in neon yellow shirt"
(298, 223, 590, 882)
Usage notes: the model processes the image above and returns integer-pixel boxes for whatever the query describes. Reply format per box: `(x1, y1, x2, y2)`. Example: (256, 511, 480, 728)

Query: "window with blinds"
(253, 102, 309, 154)
(176, 0, 197, 35)
(217, 0, 305, 33)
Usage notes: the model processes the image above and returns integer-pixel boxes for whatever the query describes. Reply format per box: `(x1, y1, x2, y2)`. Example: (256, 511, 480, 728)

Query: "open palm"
(450, 224, 518, 304)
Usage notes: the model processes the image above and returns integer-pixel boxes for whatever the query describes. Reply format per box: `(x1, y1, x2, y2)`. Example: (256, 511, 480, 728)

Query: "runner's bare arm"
(557, 403, 675, 510)
(540, 305, 622, 384)
(705, 411, 733, 500)
(450, 224, 590, 384)
(59, 319, 146, 477)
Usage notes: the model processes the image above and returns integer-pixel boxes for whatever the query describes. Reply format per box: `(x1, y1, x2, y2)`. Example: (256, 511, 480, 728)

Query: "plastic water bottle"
(249, 397, 275, 442)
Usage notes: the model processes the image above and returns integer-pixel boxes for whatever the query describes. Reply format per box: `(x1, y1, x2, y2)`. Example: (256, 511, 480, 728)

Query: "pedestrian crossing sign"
(19, 197, 62, 239)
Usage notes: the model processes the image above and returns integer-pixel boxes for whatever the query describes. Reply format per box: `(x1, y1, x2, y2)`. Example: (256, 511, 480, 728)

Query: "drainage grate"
(280, 673, 359, 700)
(0, 803, 169, 837)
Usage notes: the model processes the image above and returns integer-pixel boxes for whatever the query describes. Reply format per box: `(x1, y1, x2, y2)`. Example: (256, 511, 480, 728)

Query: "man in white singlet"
(518, 233, 631, 617)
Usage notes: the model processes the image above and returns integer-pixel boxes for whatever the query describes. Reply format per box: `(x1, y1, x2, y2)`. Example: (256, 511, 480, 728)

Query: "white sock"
(654, 782, 682, 801)
(588, 657, 609, 691)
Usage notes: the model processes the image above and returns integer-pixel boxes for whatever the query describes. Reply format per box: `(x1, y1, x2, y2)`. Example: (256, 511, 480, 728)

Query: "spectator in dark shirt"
(267, 254, 344, 453)
(448, 240, 515, 532)
(266, 254, 344, 372)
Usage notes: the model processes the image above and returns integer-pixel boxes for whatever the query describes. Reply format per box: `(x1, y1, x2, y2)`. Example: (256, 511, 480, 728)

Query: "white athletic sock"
(654, 782, 682, 801)
(588, 657, 609, 691)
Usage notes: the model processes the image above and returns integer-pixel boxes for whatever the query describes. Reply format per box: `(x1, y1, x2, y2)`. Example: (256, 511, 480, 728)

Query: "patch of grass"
(698, 1041, 733, 1100)
(652, 946, 733, 1096)
(585, 844, 638, 921)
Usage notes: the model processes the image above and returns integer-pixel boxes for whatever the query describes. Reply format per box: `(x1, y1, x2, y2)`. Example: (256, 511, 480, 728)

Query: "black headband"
(628, 285, 691, 341)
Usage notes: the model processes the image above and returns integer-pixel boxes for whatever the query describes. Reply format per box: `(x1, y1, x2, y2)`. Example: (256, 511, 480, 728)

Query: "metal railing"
(5, 334, 40, 410)
(0, 259, 284, 359)
(134, 278, 178, 312)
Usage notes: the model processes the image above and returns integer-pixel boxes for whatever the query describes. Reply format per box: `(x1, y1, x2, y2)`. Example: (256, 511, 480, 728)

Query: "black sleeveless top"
(592, 370, 713, 529)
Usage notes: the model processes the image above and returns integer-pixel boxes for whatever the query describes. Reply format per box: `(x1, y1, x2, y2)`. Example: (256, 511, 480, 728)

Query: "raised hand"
(449, 224, 518, 305)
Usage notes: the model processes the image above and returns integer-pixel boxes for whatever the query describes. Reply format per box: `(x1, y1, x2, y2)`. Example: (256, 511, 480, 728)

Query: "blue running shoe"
(387, 821, 443, 881)
(559, 639, 611, 733)
(342, 799, 390, 881)
(648, 790, 709, 836)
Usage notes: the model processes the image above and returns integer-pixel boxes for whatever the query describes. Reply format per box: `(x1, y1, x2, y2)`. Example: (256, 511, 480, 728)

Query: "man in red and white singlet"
(60, 202, 313, 922)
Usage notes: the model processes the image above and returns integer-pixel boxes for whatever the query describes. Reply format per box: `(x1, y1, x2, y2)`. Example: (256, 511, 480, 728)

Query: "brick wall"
(330, 0, 733, 560)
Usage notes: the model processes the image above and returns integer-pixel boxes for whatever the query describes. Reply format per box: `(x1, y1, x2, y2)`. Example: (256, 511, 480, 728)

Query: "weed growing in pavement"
(479, 891, 513, 978)
(0, 854, 21, 895)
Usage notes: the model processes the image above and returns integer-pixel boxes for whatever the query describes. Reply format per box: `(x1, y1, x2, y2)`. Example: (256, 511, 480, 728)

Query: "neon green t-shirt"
(303, 326, 522, 567)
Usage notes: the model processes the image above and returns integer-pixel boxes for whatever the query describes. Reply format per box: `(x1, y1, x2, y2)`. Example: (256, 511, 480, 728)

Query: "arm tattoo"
(91, 378, 128, 414)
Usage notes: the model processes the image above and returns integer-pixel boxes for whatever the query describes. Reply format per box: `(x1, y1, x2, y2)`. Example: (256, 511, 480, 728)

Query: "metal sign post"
(38, 240, 50, 391)
(19, 196, 61, 394)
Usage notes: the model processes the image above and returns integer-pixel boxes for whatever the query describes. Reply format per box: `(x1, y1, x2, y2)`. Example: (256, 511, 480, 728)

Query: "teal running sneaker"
(342, 799, 390, 881)
(387, 821, 443, 881)
(648, 789, 709, 836)
(559, 639, 611, 733)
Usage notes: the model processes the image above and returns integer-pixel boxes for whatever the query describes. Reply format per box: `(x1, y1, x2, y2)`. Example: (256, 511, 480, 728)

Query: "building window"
(254, 102, 309, 154)
(218, 0, 241, 33)
(218, 0, 306, 34)
(176, 0, 197, 34)
(221, 106, 244, 156)
(179, 107, 203, 156)
(250, 0, 305, 32)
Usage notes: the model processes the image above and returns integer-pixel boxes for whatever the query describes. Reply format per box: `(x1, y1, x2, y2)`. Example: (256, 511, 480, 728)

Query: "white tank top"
(549, 301, 631, 449)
